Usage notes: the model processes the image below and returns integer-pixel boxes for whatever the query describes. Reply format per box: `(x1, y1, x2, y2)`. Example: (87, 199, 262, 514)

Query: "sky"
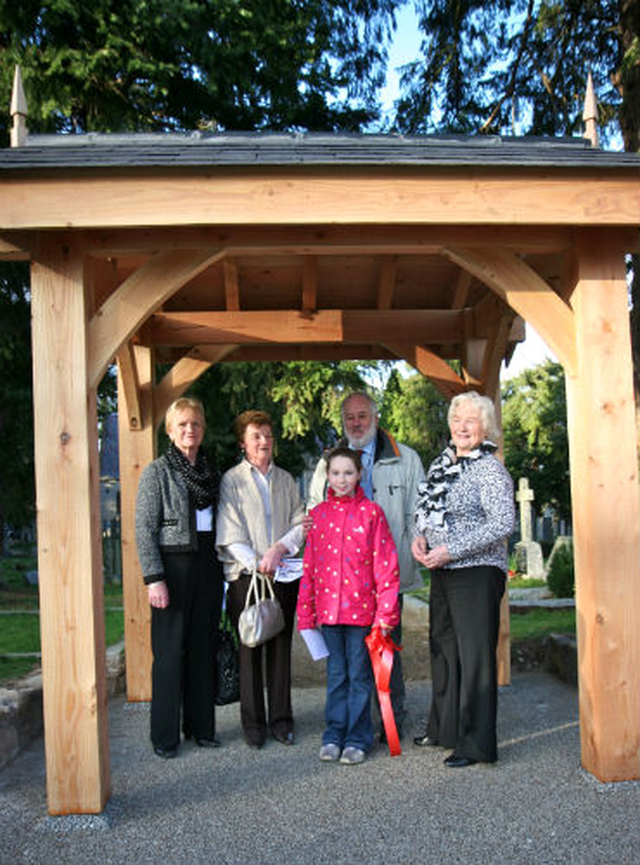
(381, 7, 554, 382)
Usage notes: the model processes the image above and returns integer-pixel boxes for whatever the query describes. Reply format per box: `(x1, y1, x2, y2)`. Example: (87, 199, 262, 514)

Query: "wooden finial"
(582, 71, 599, 148)
(10, 65, 28, 147)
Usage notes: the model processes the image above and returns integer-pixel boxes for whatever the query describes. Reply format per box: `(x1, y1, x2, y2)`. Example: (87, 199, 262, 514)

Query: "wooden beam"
(116, 343, 142, 430)
(377, 256, 397, 309)
(223, 258, 240, 310)
(444, 245, 578, 374)
(302, 256, 318, 311)
(565, 229, 640, 782)
(88, 247, 224, 387)
(451, 269, 472, 308)
(117, 345, 155, 702)
(384, 342, 466, 399)
(2, 169, 639, 229)
(214, 344, 398, 362)
(31, 235, 110, 814)
(481, 312, 516, 398)
(147, 309, 464, 346)
(153, 345, 238, 427)
(70, 224, 586, 256)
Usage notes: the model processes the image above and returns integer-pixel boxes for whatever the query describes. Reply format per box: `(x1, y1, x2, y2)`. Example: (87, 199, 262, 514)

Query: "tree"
(501, 360, 571, 524)
(0, 0, 399, 524)
(395, 0, 640, 394)
(379, 367, 449, 470)
(0, 0, 398, 140)
(176, 360, 374, 476)
(0, 263, 34, 546)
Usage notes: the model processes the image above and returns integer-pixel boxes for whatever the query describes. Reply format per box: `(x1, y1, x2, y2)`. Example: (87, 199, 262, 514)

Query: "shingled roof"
(1, 131, 638, 170)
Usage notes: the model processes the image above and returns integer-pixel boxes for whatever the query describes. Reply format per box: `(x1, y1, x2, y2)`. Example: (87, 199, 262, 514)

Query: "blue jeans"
(322, 624, 373, 752)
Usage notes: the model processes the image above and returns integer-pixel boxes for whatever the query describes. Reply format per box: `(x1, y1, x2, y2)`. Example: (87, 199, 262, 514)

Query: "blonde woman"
(136, 397, 224, 758)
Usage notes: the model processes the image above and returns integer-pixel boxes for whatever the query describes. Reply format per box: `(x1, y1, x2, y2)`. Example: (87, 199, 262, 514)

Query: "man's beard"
(346, 423, 377, 449)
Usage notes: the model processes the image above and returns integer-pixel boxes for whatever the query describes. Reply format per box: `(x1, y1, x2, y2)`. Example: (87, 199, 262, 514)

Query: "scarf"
(165, 442, 219, 511)
(414, 440, 498, 535)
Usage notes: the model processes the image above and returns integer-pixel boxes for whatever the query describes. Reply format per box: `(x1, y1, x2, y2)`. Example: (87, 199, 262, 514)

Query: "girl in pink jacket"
(298, 446, 400, 764)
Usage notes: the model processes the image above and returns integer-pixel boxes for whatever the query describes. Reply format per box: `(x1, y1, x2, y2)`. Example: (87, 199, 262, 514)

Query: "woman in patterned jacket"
(411, 392, 515, 768)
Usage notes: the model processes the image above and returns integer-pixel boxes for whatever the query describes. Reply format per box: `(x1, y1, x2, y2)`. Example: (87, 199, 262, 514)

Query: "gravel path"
(1, 671, 637, 865)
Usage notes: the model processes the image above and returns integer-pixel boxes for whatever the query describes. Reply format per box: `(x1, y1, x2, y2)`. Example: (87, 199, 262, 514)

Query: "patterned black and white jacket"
(415, 448, 515, 573)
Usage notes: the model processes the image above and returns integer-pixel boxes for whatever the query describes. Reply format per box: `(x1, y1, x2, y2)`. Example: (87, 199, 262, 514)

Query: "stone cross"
(516, 477, 535, 543)
(514, 477, 545, 579)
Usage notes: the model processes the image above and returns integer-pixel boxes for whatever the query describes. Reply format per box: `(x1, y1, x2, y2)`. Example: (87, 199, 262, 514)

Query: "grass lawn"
(409, 571, 575, 643)
(0, 549, 124, 685)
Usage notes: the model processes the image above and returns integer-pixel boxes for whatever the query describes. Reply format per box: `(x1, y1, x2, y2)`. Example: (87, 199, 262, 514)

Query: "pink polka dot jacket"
(297, 486, 400, 630)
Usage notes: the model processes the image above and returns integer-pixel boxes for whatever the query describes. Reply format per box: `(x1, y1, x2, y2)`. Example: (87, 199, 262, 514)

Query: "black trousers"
(150, 532, 224, 749)
(227, 574, 299, 743)
(427, 566, 505, 762)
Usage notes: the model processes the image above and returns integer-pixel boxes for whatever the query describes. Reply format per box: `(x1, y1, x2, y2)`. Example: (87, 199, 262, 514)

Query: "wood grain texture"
(566, 229, 640, 781)
(31, 235, 110, 813)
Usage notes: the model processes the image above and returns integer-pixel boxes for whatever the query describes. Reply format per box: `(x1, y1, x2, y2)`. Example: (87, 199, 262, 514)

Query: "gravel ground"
(0, 668, 638, 865)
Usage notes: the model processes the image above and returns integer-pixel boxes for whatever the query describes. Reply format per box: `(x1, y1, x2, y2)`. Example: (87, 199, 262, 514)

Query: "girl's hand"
(302, 513, 314, 537)
(148, 580, 169, 609)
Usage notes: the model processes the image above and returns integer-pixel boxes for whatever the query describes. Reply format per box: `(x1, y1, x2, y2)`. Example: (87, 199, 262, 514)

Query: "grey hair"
(340, 391, 379, 423)
(448, 391, 501, 442)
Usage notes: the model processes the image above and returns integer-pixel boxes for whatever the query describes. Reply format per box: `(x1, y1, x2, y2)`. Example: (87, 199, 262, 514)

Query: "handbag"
(238, 565, 285, 648)
(215, 608, 240, 706)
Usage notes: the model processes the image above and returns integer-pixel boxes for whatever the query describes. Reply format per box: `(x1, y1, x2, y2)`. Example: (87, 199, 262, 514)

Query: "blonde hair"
(165, 397, 206, 435)
(448, 391, 501, 442)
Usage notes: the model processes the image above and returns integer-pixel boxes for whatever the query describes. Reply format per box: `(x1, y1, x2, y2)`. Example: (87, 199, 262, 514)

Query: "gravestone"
(514, 478, 545, 579)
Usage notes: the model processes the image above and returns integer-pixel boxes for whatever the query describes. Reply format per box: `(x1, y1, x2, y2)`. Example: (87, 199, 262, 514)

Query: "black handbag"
(215, 608, 240, 706)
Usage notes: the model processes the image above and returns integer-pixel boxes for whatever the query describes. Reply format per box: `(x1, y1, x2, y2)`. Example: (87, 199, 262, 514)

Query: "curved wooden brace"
(153, 344, 239, 428)
(443, 246, 577, 375)
(88, 247, 224, 388)
(384, 342, 467, 400)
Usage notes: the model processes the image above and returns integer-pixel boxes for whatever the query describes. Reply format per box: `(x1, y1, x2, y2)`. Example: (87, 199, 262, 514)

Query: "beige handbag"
(238, 565, 285, 648)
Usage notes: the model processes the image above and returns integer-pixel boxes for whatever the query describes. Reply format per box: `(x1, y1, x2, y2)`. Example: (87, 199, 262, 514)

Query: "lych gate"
(1, 94, 639, 813)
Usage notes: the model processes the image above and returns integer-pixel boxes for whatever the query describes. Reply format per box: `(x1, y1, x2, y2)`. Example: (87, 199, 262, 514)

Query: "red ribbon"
(365, 626, 402, 757)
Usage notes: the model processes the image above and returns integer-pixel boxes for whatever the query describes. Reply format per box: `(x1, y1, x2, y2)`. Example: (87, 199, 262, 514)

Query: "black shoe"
(444, 754, 477, 768)
(245, 736, 265, 749)
(195, 737, 222, 748)
(413, 733, 439, 748)
(154, 745, 178, 759)
(273, 731, 294, 746)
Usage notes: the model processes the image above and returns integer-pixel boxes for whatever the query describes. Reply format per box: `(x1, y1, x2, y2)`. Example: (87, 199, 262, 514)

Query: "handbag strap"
(243, 563, 276, 609)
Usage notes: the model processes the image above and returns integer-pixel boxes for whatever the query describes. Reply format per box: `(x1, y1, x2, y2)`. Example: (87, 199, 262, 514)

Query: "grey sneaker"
(340, 746, 366, 765)
(319, 743, 342, 762)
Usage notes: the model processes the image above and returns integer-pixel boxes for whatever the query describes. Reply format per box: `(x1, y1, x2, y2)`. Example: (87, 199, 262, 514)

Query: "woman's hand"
(259, 542, 287, 575)
(411, 535, 429, 567)
(423, 545, 451, 570)
(148, 580, 169, 609)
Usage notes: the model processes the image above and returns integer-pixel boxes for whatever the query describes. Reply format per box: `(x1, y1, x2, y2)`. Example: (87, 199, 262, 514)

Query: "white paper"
(300, 628, 329, 661)
(274, 558, 304, 583)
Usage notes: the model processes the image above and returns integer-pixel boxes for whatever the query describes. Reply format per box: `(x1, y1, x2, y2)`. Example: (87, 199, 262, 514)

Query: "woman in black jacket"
(136, 397, 224, 758)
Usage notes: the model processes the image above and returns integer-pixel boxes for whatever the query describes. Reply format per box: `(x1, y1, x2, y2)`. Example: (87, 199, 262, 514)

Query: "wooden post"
(566, 229, 640, 781)
(117, 345, 155, 701)
(31, 235, 110, 814)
